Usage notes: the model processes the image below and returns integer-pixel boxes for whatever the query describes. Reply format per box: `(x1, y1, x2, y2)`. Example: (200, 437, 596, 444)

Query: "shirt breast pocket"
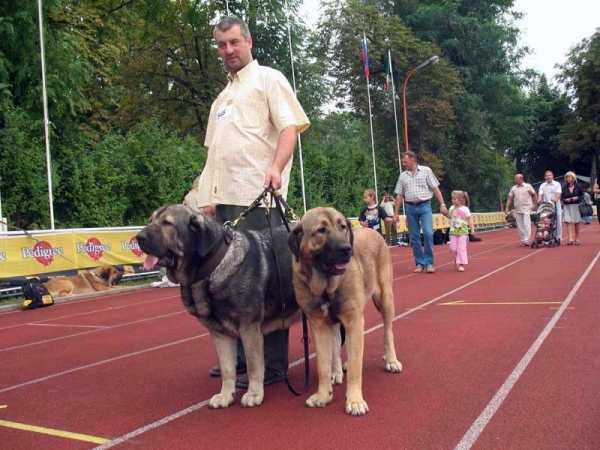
(234, 89, 268, 130)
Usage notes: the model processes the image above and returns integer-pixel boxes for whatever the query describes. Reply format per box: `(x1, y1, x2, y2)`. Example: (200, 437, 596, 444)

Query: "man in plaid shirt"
(393, 151, 448, 273)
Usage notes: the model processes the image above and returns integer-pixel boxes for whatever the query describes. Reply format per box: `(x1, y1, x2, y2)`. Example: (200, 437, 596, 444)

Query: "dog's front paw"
(383, 357, 402, 373)
(241, 391, 264, 408)
(331, 370, 343, 385)
(346, 398, 369, 416)
(306, 391, 332, 408)
(209, 392, 235, 409)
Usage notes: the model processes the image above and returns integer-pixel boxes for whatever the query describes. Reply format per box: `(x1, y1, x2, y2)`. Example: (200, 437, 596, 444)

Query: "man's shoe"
(426, 265, 435, 273)
(413, 265, 424, 273)
(209, 363, 247, 378)
(235, 369, 286, 389)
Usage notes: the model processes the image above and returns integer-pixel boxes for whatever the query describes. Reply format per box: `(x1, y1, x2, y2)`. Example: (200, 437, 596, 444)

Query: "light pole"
(402, 55, 440, 153)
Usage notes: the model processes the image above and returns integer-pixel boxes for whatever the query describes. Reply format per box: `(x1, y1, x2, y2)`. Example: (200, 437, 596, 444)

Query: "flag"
(361, 35, 370, 78)
(385, 52, 392, 91)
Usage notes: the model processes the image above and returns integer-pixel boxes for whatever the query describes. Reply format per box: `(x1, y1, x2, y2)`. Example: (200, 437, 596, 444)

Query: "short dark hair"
(403, 151, 418, 162)
(214, 16, 251, 40)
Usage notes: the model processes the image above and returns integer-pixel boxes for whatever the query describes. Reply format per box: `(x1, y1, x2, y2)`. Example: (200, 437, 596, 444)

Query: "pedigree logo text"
(77, 237, 111, 262)
(122, 237, 144, 258)
(22, 241, 64, 267)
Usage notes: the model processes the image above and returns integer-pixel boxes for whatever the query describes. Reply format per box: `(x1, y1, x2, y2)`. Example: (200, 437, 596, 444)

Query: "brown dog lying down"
(288, 207, 402, 416)
(44, 265, 122, 297)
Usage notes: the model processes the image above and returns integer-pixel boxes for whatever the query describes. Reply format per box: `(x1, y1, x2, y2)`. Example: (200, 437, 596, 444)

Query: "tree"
(557, 29, 600, 185)
(517, 75, 571, 181)
(316, 0, 462, 197)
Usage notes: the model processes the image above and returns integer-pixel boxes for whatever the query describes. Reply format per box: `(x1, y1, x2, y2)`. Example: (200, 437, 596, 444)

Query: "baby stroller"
(531, 202, 560, 248)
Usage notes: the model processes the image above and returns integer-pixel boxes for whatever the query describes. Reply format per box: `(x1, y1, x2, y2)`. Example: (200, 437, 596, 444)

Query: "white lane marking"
(0, 311, 185, 352)
(0, 295, 180, 331)
(0, 333, 209, 394)
(393, 242, 514, 281)
(93, 248, 545, 449)
(28, 323, 108, 329)
(454, 250, 600, 450)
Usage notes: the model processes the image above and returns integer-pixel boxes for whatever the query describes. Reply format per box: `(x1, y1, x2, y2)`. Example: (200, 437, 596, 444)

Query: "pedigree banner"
(0, 228, 148, 288)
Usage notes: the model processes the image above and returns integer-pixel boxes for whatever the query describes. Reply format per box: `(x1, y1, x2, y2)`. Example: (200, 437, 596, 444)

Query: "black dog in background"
(433, 228, 482, 245)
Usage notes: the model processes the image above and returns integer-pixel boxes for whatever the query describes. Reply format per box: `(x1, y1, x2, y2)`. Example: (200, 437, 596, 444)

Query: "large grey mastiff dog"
(136, 204, 300, 409)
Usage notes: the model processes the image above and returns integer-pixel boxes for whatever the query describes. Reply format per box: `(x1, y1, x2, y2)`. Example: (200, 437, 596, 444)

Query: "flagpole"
(284, 0, 307, 214)
(389, 50, 402, 175)
(363, 33, 378, 201)
(388, 50, 405, 216)
(38, 0, 55, 230)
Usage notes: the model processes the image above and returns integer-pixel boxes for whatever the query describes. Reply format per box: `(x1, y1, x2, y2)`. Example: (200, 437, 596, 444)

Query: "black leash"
(264, 188, 311, 395)
(228, 188, 311, 395)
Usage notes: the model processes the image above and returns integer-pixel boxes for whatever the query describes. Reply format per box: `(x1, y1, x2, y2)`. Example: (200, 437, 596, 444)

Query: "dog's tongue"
(334, 263, 348, 271)
(143, 255, 159, 271)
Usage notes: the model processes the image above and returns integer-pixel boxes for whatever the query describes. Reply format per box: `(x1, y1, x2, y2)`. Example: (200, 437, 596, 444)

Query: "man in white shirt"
(505, 174, 538, 246)
(537, 170, 562, 240)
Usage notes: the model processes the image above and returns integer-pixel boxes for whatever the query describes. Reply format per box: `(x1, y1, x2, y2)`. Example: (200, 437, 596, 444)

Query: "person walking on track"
(392, 151, 448, 273)
(505, 174, 537, 246)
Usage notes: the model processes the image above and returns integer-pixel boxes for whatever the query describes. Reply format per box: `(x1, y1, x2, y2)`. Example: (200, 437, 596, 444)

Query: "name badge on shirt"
(216, 99, 233, 122)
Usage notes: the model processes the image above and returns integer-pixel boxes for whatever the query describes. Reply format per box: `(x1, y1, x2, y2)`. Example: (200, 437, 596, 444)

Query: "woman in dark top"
(561, 171, 583, 245)
(594, 174, 600, 229)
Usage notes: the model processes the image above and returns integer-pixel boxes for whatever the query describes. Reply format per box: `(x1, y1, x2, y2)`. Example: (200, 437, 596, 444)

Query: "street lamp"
(402, 55, 440, 153)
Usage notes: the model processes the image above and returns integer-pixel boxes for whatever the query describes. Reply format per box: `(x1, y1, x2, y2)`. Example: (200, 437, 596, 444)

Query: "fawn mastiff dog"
(135, 204, 299, 409)
(288, 207, 402, 416)
(44, 264, 122, 297)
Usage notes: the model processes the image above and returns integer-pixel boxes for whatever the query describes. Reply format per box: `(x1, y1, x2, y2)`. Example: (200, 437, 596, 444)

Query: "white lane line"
(0, 333, 209, 394)
(0, 311, 185, 352)
(454, 250, 600, 450)
(28, 323, 108, 329)
(393, 241, 516, 281)
(93, 247, 545, 449)
(0, 295, 180, 331)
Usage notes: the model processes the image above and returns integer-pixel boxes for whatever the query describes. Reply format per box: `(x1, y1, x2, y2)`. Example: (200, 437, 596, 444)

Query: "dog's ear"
(346, 218, 354, 249)
(288, 221, 303, 262)
(191, 214, 220, 257)
(107, 266, 121, 286)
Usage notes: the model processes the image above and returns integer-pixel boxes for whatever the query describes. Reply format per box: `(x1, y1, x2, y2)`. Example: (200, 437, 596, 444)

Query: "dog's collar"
(196, 230, 233, 280)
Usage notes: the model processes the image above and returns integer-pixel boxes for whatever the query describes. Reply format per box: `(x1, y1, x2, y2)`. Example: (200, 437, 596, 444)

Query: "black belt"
(405, 199, 430, 206)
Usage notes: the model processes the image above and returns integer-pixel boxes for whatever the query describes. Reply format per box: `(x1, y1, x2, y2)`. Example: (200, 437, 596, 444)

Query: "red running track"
(1, 226, 599, 450)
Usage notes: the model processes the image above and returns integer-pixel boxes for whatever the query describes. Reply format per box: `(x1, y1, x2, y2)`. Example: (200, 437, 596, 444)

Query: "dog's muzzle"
(317, 242, 352, 276)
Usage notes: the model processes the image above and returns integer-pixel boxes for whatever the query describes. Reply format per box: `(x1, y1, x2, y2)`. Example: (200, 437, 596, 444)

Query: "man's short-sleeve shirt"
(393, 165, 440, 203)
(538, 180, 562, 204)
(198, 60, 310, 207)
(509, 183, 536, 213)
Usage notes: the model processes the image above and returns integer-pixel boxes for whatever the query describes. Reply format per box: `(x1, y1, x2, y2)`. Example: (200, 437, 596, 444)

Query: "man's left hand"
(440, 205, 448, 215)
(264, 167, 283, 190)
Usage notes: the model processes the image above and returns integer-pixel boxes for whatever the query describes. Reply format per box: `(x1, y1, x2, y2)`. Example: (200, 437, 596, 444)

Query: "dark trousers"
(215, 204, 289, 377)
(383, 218, 398, 246)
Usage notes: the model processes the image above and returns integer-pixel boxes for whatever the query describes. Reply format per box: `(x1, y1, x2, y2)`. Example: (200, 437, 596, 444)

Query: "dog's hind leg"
(239, 324, 265, 408)
(373, 273, 402, 374)
(208, 333, 237, 409)
(378, 287, 402, 373)
(331, 323, 344, 385)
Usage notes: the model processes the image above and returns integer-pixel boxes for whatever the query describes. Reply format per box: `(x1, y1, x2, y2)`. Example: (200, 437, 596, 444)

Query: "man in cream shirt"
(537, 170, 562, 241)
(505, 174, 538, 246)
(198, 16, 310, 388)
